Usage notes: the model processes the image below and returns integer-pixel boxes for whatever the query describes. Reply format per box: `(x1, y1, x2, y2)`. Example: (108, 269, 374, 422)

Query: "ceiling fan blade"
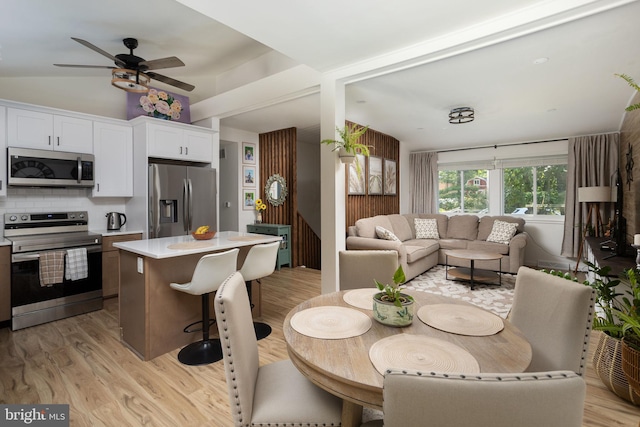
(145, 72, 195, 92)
(139, 56, 185, 71)
(54, 64, 115, 69)
(71, 37, 125, 67)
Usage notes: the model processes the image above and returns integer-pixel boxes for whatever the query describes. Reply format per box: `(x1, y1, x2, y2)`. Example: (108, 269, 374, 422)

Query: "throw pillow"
(414, 218, 440, 239)
(376, 226, 400, 241)
(486, 220, 518, 244)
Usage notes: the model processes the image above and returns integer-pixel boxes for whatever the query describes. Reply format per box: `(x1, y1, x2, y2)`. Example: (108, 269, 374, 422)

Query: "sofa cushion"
(467, 240, 511, 255)
(387, 214, 413, 241)
(477, 216, 525, 240)
(415, 218, 439, 239)
(405, 214, 448, 240)
(437, 239, 469, 250)
(445, 215, 479, 240)
(405, 245, 434, 263)
(356, 216, 394, 239)
(486, 220, 519, 244)
(403, 239, 439, 252)
(376, 226, 400, 241)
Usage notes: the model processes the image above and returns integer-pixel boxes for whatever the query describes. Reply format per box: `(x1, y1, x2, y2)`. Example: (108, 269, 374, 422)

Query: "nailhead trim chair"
(215, 271, 343, 427)
(361, 369, 585, 427)
(508, 266, 595, 375)
(169, 248, 239, 366)
(238, 241, 280, 340)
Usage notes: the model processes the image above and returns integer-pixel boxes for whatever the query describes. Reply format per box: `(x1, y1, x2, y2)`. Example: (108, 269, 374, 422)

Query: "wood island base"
(118, 248, 261, 361)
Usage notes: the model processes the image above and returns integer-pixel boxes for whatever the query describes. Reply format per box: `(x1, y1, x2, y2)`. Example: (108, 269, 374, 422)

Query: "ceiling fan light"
(111, 68, 149, 93)
(449, 107, 474, 124)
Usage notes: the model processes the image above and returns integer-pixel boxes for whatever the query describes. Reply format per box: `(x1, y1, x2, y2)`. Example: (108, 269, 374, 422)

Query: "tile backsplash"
(0, 187, 127, 233)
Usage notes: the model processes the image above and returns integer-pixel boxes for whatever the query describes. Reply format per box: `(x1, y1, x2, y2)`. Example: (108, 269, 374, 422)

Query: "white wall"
(297, 141, 321, 235)
(220, 126, 260, 232)
(219, 140, 239, 231)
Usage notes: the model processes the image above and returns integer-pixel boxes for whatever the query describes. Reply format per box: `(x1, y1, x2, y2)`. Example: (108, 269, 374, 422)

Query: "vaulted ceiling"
(2, 0, 639, 151)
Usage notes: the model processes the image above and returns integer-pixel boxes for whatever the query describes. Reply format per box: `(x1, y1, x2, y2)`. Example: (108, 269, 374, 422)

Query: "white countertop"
(113, 230, 282, 259)
(0, 238, 12, 247)
(90, 228, 145, 237)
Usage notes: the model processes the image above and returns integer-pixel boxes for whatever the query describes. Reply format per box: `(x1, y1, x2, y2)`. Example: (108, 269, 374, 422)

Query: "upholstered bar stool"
(238, 241, 279, 340)
(170, 248, 239, 366)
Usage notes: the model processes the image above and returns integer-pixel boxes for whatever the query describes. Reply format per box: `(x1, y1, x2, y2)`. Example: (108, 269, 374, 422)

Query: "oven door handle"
(12, 246, 102, 263)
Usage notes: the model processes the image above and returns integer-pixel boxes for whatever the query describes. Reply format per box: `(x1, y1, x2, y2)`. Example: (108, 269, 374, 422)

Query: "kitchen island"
(115, 231, 282, 360)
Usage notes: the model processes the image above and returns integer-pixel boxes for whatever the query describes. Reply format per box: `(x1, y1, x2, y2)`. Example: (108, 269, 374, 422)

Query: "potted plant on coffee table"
(373, 265, 414, 327)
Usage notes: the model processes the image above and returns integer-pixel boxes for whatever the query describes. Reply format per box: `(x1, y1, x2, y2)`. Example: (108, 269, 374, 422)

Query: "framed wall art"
(368, 156, 383, 195)
(384, 158, 397, 195)
(127, 87, 191, 123)
(243, 166, 256, 187)
(348, 154, 366, 195)
(243, 189, 256, 210)
(242, 142, 256, 165)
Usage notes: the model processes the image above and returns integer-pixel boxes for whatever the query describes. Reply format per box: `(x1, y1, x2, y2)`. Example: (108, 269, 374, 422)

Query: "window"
(503, 164, 567, 215)
(437, 153, 568, 216)
(438, 169, 489, 213)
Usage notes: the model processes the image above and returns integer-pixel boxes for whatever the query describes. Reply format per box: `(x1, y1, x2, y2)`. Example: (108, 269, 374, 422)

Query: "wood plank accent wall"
(345, 122, 400, 232)
(620, 90, 640, 241)
(296, 212, 321, 269)
(259, 128, 299, 266)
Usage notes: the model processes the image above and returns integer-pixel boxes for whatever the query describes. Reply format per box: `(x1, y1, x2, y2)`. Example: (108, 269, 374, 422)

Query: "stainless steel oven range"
(4, 211, 102, 331)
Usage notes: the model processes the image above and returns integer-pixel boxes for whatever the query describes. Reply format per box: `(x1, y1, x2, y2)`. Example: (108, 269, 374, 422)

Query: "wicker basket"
(622, 337, 640, 395)
(593, 332, 640, 405)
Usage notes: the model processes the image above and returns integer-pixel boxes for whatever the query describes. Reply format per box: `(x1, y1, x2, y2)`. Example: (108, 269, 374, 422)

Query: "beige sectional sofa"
(346, 213, 528, 281)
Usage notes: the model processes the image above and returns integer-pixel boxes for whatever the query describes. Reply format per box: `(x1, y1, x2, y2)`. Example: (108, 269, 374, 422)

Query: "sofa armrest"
(346, 236, 404, 253)
(506, 232, 528, 272)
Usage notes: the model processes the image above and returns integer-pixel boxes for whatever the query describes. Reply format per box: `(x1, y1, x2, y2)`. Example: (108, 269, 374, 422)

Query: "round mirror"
(265, 174, 288, 206)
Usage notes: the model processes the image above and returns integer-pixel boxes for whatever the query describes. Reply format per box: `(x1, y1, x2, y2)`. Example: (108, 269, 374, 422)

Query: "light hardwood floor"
(1, 267, 639, 426)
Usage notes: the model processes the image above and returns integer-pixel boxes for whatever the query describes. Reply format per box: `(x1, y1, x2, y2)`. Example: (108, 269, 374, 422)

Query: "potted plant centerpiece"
(320, 123, 371, 173)
(373, 265, 414, 327)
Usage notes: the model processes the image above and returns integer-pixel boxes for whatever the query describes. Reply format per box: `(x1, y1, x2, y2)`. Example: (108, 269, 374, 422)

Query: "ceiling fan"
(54, 37, 195, 92)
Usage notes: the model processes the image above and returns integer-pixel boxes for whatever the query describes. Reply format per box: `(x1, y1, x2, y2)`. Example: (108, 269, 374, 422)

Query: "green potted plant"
(320, 123, 371, 172)
(372, 265, 414, 327)
(580, 261, 640, 404)
(615, 73, 640, 112)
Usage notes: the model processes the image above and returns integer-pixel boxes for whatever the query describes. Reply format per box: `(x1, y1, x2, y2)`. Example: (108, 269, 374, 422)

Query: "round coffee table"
(445, 249, 503, 289)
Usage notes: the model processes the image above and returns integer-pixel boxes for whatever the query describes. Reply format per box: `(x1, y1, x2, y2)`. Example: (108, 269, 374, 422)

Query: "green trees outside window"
(503, 165, 567, 215)
(438, 169, 488, 214)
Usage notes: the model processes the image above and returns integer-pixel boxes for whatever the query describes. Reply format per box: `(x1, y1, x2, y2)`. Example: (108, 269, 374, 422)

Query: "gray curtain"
(561, 133, 620, 257)
(410, 152, 438, 213)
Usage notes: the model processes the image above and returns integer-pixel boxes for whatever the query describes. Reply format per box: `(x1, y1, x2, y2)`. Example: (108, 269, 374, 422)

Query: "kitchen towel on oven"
(39, 250, 66, 286)
(65, 248, 88, 281)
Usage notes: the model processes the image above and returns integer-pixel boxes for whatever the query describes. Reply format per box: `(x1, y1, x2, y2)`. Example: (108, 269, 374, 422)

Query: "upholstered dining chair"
(339, 249, 399, 290)
(214, 271, 343, 427)
(507, 266, 595, 374)
(169, 248, 239, 366)
(238, 241, 280, 340)
(361, 369, 585, 427)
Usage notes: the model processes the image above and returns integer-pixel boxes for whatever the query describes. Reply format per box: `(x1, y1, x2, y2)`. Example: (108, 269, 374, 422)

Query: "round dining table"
(283, 289, 532, 427)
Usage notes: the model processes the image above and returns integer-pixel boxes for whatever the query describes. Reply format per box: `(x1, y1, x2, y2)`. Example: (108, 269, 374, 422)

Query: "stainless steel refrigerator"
(148, 163, 217, 238)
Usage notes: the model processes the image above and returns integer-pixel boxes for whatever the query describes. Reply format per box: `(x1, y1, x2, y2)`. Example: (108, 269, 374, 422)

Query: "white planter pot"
(372, 293, 414, 327)
(338, 148, 356, 163)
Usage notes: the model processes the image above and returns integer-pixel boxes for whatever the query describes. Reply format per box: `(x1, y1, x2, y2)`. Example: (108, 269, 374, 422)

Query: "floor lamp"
(574, 186, 612, 274)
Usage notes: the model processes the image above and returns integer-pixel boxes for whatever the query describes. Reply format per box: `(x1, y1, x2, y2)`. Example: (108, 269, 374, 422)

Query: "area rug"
(404, 265, 516, 319)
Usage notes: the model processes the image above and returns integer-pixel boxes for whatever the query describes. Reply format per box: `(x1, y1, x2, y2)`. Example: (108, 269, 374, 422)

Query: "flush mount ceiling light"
(111, 68, 150, 93)
(449, 107, 474, 124)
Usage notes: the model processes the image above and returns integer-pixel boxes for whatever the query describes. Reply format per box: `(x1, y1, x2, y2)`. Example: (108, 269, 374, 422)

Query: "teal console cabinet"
(246, 223, 291, 269)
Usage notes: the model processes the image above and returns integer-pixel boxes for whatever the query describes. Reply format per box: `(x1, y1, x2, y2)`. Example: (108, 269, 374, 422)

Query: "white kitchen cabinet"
(7, 108, 93, 154)
(0, 106, 6, 197)
(92, 121, 133, 197)
(147, 122, 213, 162)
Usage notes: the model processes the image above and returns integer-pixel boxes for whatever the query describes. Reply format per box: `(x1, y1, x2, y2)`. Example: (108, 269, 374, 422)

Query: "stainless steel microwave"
(8, 147, 95, 188)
